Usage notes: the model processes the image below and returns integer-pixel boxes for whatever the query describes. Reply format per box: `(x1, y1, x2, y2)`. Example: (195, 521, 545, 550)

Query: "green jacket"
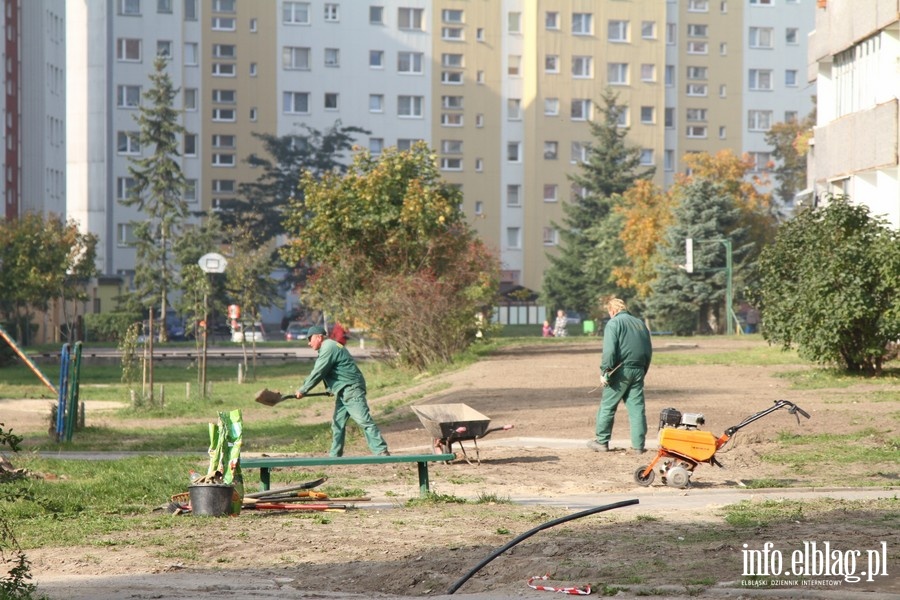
(300, 339, 366, 396)
(601, 310, 652, 374)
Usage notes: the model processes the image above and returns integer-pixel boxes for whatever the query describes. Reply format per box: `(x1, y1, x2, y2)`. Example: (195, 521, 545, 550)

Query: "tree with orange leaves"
(612, 180, 674, 300)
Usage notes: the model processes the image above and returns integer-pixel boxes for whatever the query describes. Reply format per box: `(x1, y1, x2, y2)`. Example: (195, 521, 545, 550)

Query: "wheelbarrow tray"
(411, 404, 492, 440)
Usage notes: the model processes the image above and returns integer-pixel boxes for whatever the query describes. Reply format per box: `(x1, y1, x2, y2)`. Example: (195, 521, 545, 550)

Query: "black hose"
(447, 498, 639, 594)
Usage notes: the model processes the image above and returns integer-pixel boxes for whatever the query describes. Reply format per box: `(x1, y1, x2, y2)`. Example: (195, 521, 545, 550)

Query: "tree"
(220, 122, 368, 245)
(225, 227, 282, 379)
(120, 56, 189, 343)
(646, 179, 751, 334)
(542, 89, 655, 316)
(765, 101, 816, 211)
(756, 196, 900, 373)
(612, 180, 675, 300)
(281, 142, 500, 369)
(0, 213, 97, 344)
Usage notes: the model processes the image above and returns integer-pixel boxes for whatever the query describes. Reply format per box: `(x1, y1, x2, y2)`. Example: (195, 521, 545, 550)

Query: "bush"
(84, 312, 141, 343)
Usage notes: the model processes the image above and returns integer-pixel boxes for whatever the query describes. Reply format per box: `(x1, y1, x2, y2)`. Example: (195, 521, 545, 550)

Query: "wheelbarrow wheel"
(433, 439, 451, 455)
(634, 465, 655, 487)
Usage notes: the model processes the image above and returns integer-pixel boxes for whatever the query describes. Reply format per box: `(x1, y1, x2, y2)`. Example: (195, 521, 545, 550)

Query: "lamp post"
(685, 238, 733, 335)
(198, 252, 227, 398)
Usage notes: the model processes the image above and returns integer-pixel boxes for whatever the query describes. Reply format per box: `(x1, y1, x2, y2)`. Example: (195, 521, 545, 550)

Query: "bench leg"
(417, 461, 430, 497)
(258, 467, 271, 492)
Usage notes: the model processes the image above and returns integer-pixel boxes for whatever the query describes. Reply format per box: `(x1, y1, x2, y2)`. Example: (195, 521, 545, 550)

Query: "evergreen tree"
(120, 56, 188, 343)
(542, 89, 655, 316)
(646, 179, 752, 334)
(219, 122, 368, 245)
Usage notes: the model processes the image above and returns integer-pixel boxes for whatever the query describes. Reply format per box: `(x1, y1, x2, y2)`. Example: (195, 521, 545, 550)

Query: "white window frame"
(283, 91, 310, 115)
(543, 184, 558, 202)
(117, 85, 141, 108)
(785, 69, 798, 87)
(212, 62, 236, 77)
(571, 99, 592, 121)
(183, 88, 197, 111)
(747, 109, 773, 131)
(688, 0, 709, 11)
(369, 94, 384, 113)
(324, 92, 339, 110)
(442, 27, 464, 41)
(543, 141, 558, 160)
(283, 47, 311, 70)
(369, 50, 384, 69)
(607, 63, 629, 85)
(116, 177, 136, 201)
(641, 64, 656, 82)
(119, 0, 140, 16)
(213, 44, 236, 59)
(398, 95, 424, 118)
(211, 17, 236, 31)
(687, 41, 708, 54)
(640, 106, 655, 124)
(212, 89, 236, 104)
(211, 108, 236, 122)
(283, 2, 311, 25)
(324, 48, 340, 67)
(545, 55, 560, 73)
(748, 68, 773, 91)
(686, 83, 708, 96)
(211, 134, 235, 148)
(442, 71, 464, 84)
(749, 27, 773, 49)
(506, 227, 522, 249)
(686, 125, 707, 138)
(506, 184, 521, 206)
(117, 131, 141, 155)
(324, 3, 339, 22)
(116, 38, 142, 62)
(398, 52, 424, 74)
(544, 98, 559, 116)
(441, 112, 464, 126)
(545, 11, 559, 30)
(211, 153, 236, 167)
(184, 42, 198, 66)
(442, 9, 464, 23)
(572, 13, 593, 35)
(398, 7, 424, 31)
(507, 142, 521, 162)
(370, 6, 383, 24)
(542, 227, 559, 246)
(572, 56, 592, 78)
(608, 20, 629, 42)
(641, 21, 656, 39)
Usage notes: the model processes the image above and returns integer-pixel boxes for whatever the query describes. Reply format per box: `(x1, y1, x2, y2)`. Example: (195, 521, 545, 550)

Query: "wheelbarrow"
(411, 403, 514, 464)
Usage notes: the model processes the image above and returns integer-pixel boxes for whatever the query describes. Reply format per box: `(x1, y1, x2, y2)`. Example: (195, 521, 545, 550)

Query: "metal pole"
(201, 290, 208, 398)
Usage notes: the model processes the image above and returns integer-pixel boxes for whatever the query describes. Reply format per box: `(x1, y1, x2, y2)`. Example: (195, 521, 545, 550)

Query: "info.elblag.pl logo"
(741, 541, 890, 586)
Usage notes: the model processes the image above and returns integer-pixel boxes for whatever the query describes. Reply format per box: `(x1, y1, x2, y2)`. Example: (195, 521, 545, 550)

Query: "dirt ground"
(7, 337, 900, 599)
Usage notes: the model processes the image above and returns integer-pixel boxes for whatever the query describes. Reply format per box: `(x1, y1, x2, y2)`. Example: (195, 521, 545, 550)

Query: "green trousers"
(593, 366, 648, 450)
(329, 385, 389, 457)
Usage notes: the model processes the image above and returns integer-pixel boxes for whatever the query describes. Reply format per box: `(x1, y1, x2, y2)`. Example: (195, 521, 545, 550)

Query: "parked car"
(232, 322, 266, 343)
(284, 322, 310, 342)
(565, 312, 583, 326)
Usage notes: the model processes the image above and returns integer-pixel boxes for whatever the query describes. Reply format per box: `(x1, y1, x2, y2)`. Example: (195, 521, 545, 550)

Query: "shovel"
(254, 389, 331, 406)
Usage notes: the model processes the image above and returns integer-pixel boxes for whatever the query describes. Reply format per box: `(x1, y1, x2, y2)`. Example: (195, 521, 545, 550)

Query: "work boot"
(377, 450, 391, 456)
(630, 448, 647, 455)
(586, 440, 609, 452)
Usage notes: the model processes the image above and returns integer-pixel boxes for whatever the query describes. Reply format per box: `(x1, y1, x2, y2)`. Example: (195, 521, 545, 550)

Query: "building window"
(250, 18, 257, 31)
(116, 38, 142, 62)
(687, 66, 707, 80)
(184, 0, 196, 20)
(571, 99, 591, 120)
(749, 27, 773, 49)
(442, 95, 464, 109)
(508, 55, 522, 76)
(442, 53, 464, 68)
(571, 142, 589, 163)
(785, 69, 798, 87)
(640, 106, 655, 124)
(545, 55, 560, 73)
(211, 134, 235, 148)
(116, 131, 141, 155)
(324, 48, 340, 67)
(158, 0, 172, 13)
(398, 7, 424, 30)
(369, 94, 384, 112)
(183, 88, 197, 110)
(442, 140, 463, 154)
(284, 2, 311, 25)
(324, 3, 339, 22)
(442, 27, 464, 40)
(508, 11, 521, 34)
(665, 107, 674, 127)
(249, 107, 258, 121)
(117, 85, 141, 108)
(183, 179, 197, 203)
(368, 50, 384, 68)
(607, 63, 629, 85)
(573, 13, 593, 35)
(324, 93, 339, 110)
(665, 65, 674, 86)
(503, 186, 521, 209)
(508, 98, 522, 120)
(211, 17, 236, 30)
(184, 133, 197, 156)
(475, 158, 483, 172)
(687, 41, 708, 54)
(369, 6, 384, 24)
(642, 21, 656, 39)
(686, 125, 707, 138)
(572, 56, 592, 78)
(686, 108, 707, 122)
(543, 184, 558, 202)
(749, 0, 773, 5)
(212, 0, 235, 11)
(506, 227, 521, 249)
(119, 0, 140, 16)
(544, 141, 558, 159)
(441, 113, 464, 126)
(641, 64, 656, 82)
(184, 42, 198, 65)
(750, 152, 772, 171)
(786, 28, 798, 44)
(608, 20, 629, 42)
(212, 179, 235, 193)
(546, 11, 559, 30)
(283, 92, 310, 114)
(666, 23, 676, 45)
(664, 150, 674, 171)
(687, 24, 708, 38)
(640, 149, 654, 165)
(543, 227, 559, 246)
(476, 28, 484, 41)
(749, 69, 773, 90)
(719, 126, 727, 139)
(157, 41, 171, 57)
(212, 153, 236, 167)
(747, 109, 773, 131)
(116, 177, 136, 200)
(369, 138, 384, 155)
(442, 71, 464, 84)
(442, 9, 463, 23)
(686, 83, 708, 96)
(545, 98, 559, 116)
(398, 52, 423, 73)
(212, 63, 236, 77)
(117, 223, 136, 247)
(688, 0, 709, 11)
(398, 95, 424, 117)
(213, 44, 236, 59)
(397, 138, 419, 150)
(474, 201, 484, 215)
(507, 142, 521, 162)
(281, 46, 311, 71)
(212, 108, 236, 121)
(475, 114, 484, 127)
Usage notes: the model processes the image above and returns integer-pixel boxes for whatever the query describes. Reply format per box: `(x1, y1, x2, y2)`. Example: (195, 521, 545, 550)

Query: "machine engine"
(658, 407, 706, 430)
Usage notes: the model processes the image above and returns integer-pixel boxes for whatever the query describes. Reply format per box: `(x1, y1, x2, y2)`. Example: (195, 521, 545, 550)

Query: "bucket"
(188, 484, 234, 516)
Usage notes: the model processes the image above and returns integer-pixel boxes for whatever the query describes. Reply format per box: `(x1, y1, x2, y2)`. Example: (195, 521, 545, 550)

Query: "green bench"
(241, 453, 456, 498)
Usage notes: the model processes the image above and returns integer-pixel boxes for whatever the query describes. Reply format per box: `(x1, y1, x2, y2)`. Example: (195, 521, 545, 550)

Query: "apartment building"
(63, 0, 815, 300)
(807, 0, 900, 229)
(2, 0, 66, 220)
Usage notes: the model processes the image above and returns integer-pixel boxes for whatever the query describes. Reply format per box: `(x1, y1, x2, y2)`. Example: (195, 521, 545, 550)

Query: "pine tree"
(646, 179, 752, 334)
(120, 55, 188, 343)
(542, 89, 655, 316)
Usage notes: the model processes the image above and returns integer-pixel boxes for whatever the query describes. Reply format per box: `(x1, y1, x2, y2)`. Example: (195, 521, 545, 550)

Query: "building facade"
(807, 0, 900, 229)
(62, 0, 816, 300)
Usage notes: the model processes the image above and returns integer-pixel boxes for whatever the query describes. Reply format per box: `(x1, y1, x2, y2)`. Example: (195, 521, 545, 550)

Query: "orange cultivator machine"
(634, 400, 810, 489)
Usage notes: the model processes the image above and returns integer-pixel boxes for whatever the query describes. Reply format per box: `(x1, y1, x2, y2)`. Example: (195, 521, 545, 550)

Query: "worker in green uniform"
(296, 326, 390, 457)
(587, 298, 653, 454)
